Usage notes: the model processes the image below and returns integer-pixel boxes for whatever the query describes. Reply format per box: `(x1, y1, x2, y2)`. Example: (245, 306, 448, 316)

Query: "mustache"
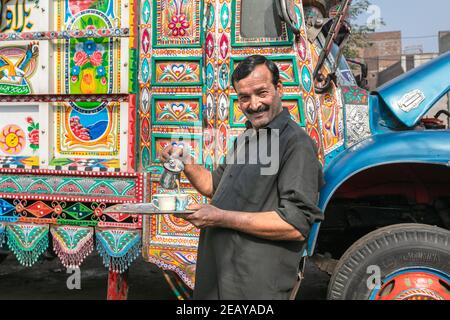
(245, 104, 270, 115)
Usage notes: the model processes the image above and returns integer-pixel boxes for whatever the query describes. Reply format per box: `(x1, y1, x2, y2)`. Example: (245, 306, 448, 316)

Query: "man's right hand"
(160, 143, 193, 164)
(159, 143, 214, 198)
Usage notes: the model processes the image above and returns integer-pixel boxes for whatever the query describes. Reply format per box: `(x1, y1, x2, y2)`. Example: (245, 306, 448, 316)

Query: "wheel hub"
(375, 271, 450, 300)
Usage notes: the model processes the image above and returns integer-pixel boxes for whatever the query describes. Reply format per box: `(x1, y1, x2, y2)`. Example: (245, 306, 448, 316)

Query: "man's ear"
(276, 81, 283, 97)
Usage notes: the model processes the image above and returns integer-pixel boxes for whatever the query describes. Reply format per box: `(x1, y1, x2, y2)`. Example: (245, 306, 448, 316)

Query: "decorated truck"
(0, 0, 448, 300)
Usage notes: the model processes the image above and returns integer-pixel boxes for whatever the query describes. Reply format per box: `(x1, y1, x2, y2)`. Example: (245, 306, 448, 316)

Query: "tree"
(343, 0, 384, 59)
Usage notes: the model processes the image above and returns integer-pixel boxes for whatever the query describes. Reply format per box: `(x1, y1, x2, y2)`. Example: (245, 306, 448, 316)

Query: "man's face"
(234, 64, 283, 129)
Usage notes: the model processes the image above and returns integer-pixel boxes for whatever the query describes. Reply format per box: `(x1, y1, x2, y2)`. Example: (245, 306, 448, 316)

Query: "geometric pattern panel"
(152, 96, 202, 126)
(0, 170, 143, 202)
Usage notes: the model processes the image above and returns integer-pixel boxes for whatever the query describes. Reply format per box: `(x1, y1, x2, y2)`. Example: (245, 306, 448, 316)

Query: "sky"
(356, 0, 450, 53)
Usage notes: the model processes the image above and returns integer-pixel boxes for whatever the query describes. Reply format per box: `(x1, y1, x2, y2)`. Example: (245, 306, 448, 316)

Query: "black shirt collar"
(245, 107, 291, 131)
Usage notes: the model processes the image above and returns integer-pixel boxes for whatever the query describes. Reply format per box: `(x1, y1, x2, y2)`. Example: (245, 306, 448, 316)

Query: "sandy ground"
(0, 251, 330, 300)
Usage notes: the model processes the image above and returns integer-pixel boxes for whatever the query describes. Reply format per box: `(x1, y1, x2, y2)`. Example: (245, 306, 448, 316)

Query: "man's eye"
(239, 97, 249, 103)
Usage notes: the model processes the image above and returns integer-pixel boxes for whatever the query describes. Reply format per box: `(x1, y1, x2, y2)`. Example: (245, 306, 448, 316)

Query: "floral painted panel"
(152, 96, 202, 126)
(153, 0, 203, 47)
(152, 59, 202, 86)
(55, 0, 123, 158)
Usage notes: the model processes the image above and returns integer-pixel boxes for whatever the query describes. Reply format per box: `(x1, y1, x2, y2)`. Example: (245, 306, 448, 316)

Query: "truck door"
(141, 0, 323, 291)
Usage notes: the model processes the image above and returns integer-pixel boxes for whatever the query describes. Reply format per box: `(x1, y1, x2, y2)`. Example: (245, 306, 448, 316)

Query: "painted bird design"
(0, 43, 39, 80)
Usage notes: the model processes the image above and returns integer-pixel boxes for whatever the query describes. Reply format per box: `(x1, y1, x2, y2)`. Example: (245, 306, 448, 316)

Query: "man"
(161, 55, 324, 299)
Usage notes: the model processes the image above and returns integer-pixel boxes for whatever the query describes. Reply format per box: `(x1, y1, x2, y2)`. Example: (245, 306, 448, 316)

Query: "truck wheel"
(327, 224, 450, 300)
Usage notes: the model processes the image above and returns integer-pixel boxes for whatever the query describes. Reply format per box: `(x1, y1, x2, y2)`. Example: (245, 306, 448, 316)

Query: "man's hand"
(176, 203, 225, 229)
(160, 143, 194, 164)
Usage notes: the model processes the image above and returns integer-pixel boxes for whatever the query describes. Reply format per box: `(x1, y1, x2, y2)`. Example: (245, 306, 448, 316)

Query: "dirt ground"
(0, 251, 330, 300)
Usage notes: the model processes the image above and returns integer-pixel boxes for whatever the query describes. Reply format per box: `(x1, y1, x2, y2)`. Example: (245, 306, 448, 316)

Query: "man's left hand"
(175, 204, 224, 229)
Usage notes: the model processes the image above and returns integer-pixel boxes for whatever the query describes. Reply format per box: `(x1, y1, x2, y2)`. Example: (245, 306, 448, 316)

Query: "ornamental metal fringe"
(50, 226, 94, 269)
(6, 224, 49, 267)
(95, 229, 142, 274)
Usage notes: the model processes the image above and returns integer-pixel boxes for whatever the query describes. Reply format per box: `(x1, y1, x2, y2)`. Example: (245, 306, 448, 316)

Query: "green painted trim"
(56, 219, 98, 227)
(230, 0, 293, 47)
(151, 133, 203, 164)
(129, 48, 139, 94)
(151, 95, 203, 126)
(283, 95, 306, 127)
(229, 95, 246, 128)
(230, 56, 299, 86)
(151, 56, 203, 86)
(152, 0, 204, 48)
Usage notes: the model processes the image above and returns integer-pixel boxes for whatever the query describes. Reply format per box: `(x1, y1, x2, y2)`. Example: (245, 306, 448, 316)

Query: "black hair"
(231, 55, 280, 89)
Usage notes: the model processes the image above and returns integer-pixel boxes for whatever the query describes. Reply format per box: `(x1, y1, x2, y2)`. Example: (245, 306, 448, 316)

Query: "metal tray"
(102, 203, 195, 215)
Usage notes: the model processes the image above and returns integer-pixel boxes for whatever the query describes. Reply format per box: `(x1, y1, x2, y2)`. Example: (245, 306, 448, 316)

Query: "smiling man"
(161, 55, 324, 299)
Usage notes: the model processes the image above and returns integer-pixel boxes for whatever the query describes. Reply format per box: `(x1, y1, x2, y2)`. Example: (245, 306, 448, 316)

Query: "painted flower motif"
(29, 129, 39, 146)
(72, 65, 80, 76)
(25, 117, 39, 152)
(96, 65, 106, 77)
(94, 207, 103, 217)
(90, 51, 103, 66)
(83, 40, 96, 56)
(15, 203, 25, 213)
(168, 14, 190, 36)
(54, 205, 63, 215)
(74, 51, 89, 66)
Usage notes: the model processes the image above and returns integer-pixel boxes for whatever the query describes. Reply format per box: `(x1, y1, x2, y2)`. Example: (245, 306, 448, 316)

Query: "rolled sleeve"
(275, 136, 324, 239)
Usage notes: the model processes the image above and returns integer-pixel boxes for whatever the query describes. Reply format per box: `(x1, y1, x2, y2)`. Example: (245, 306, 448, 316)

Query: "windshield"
(314, 33, 357, 86)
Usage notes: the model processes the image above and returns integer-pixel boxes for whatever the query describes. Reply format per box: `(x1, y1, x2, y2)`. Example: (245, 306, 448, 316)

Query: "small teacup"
(151, 194, 176, 211)
(175, 194, 190, 211)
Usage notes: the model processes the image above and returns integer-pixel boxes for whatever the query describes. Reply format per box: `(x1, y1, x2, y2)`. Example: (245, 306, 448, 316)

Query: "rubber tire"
(327, 223, 450, 300)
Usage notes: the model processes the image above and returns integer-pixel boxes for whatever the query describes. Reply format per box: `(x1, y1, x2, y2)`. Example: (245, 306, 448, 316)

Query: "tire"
(327, 223, 450, 300)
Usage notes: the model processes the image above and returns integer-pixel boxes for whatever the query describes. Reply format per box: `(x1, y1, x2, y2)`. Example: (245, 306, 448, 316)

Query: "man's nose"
(249, 95, 261, 111)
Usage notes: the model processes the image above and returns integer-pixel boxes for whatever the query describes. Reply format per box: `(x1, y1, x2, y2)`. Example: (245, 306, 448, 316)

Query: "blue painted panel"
(375, 52, 450, 127)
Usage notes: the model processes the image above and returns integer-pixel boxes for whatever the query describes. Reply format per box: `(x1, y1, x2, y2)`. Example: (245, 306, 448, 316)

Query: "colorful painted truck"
(0, 0, 449, 300)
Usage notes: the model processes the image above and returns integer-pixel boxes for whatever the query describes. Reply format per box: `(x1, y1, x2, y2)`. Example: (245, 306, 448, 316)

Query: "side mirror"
(346, 59, 368, 89)
(277, 0, 300, 35)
